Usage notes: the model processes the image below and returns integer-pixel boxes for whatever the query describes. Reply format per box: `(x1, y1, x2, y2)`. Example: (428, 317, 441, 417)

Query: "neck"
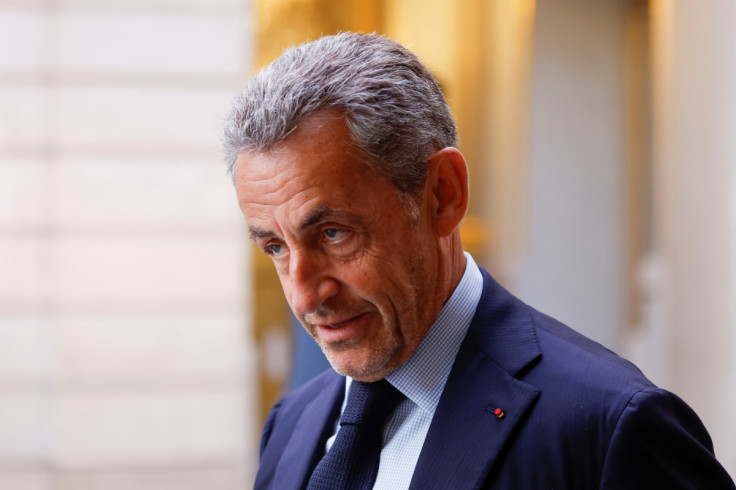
(436, 232, 467, 308)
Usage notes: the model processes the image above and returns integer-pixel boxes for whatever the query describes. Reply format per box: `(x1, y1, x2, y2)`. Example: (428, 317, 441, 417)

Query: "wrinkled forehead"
(235, 135, 399, 233)
(236, 111, 364, 174)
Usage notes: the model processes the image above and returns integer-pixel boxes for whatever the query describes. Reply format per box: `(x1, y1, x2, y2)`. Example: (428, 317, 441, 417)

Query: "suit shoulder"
(255, 368, 344, 488)
(529, 307, 653, 394)
(270, 368, 343, 417)
(601, 387, 735, 488)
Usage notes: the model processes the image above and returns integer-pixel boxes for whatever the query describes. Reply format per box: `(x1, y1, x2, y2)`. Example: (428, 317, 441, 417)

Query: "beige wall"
(0, 1, 257, 488)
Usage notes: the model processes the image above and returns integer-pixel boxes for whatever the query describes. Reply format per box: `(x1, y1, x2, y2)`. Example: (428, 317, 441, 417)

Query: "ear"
(426, 147, 469, 237)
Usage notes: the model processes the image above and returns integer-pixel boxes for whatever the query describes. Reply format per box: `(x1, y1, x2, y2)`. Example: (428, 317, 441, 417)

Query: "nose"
(285, 249, 339, 316)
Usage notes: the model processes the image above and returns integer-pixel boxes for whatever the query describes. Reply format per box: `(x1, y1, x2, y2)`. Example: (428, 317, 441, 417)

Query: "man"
(223, 33, 734, 489)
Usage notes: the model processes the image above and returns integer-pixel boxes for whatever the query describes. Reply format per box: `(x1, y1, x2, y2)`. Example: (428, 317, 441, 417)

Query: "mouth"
(322, 313, 366, 329)
(312, 312, 370, 345)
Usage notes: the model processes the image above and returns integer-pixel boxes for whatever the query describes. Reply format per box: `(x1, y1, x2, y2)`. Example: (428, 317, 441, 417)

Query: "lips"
(323, 314, 365, 329)
(314, 312, 369, 344)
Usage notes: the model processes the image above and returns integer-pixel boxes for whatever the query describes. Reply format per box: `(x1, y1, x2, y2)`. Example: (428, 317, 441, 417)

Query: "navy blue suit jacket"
(255, 269, 734, 489)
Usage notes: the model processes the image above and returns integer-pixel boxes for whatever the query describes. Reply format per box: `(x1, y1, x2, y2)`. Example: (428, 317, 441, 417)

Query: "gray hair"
(221, 32, 457, 196)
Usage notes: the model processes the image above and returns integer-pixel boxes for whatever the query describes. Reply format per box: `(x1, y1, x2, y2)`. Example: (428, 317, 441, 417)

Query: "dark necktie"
(306, 379, 404, 490)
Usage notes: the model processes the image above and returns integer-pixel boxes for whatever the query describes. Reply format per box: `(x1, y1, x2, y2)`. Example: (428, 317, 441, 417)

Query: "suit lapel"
(409, 269, 542, 489)
(272, 374, 344, 489)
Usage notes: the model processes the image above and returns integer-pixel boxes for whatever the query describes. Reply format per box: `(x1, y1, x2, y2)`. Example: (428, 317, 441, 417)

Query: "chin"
(324, 346, 404, 382)
(326, 357, 385, 381)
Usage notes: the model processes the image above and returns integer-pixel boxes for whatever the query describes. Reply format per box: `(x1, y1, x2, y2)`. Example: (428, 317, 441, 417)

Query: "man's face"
(234, 114, 443, 382)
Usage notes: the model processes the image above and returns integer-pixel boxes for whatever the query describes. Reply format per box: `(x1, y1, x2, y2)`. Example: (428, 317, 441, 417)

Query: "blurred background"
(0, 0, 734, 488)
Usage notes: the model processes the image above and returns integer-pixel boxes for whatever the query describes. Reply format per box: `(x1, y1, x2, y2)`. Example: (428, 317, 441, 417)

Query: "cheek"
(346, 255, 390, 290)
(350, 263, 412, 313)
(337, 267, 371, 298)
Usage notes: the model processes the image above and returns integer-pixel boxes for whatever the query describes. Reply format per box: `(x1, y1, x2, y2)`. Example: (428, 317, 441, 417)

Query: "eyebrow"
(248, 226, 276, 242)
(299, 206, 361, 230)
(248, 206, 361, 242)
(299, 205, 331, 230)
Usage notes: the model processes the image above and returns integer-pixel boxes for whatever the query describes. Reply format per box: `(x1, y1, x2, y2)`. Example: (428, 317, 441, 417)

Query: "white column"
(509, 0, 626, 350)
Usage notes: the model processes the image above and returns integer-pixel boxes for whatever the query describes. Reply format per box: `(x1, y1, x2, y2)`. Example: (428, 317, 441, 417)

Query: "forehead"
(233, 114, 399, 230)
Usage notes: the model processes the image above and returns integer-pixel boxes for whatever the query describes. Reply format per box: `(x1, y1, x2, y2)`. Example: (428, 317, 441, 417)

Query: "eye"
(265, 242, 287, 257)
(320, 227, 362, 259)
(323, 228, 347, 241)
